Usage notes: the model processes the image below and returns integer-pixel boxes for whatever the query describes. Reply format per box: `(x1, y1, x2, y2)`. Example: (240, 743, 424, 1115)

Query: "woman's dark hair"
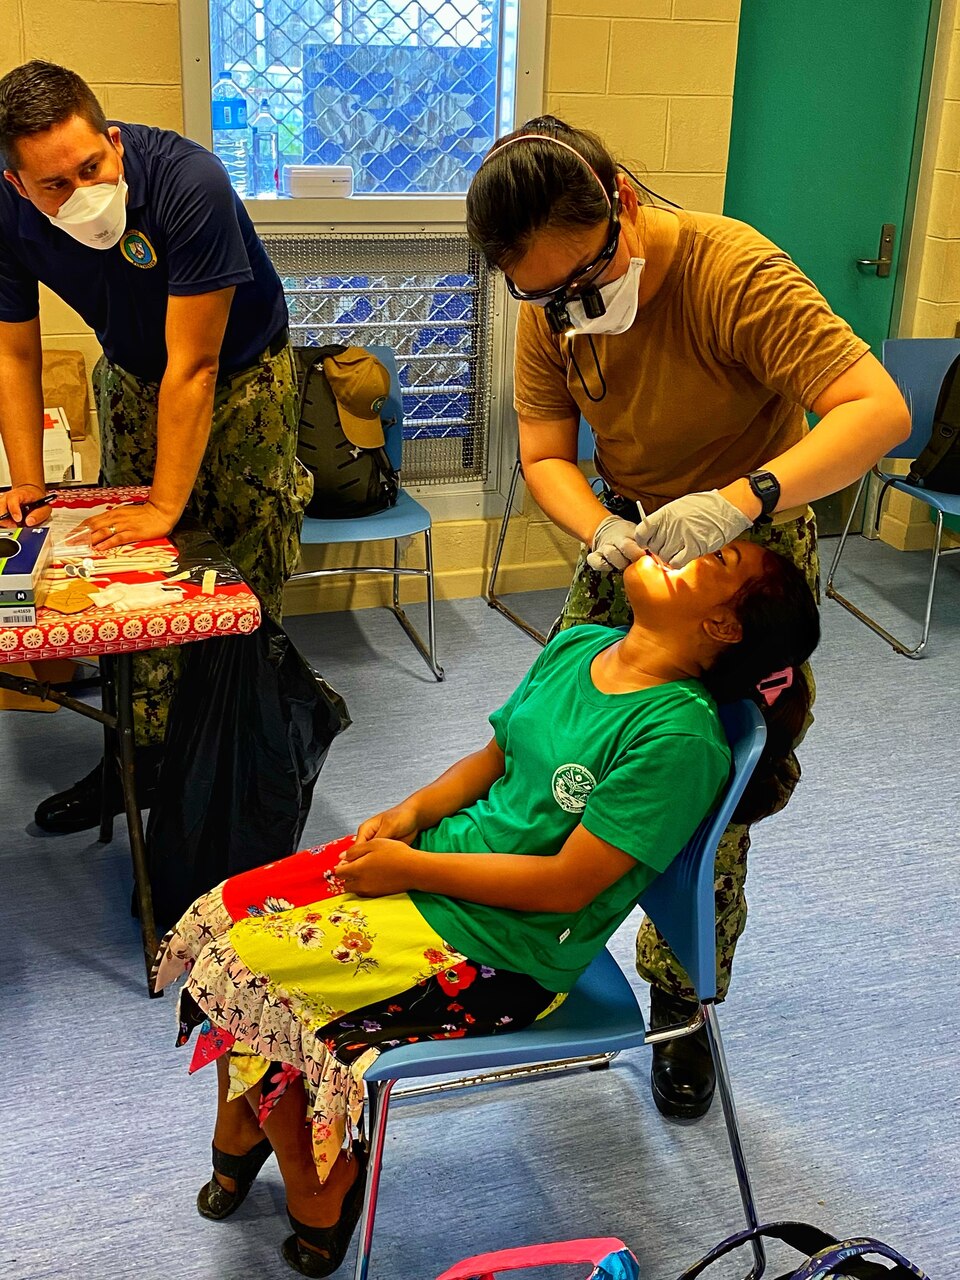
(465, 115, 629, 273)
(0, 61, 108, 171)
(701, 547, 821, 826)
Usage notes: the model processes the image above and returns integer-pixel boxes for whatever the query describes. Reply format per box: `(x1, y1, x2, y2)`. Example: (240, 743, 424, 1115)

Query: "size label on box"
(0, 607, 36, 626)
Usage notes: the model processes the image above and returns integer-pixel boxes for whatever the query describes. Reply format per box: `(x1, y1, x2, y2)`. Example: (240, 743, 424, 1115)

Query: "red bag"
(435, 1238, 640, 1280)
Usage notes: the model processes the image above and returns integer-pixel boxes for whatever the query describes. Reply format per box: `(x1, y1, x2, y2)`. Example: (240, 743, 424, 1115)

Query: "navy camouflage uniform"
(550, 496, 819, 1002)
(95, 343, 312, 743)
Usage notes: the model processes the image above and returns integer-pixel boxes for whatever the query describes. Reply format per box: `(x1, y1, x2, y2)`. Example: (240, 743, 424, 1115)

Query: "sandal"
(197, 1136, 273, 1221)
(281, 1140, 369, 1277)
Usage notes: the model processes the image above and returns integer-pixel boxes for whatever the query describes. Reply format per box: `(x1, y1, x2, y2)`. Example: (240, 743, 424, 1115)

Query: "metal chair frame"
(826, 337, 960, 658)
(352, 701, 769, 1280)
(292, 345, 444, 681)
(487, 419, 600, 646)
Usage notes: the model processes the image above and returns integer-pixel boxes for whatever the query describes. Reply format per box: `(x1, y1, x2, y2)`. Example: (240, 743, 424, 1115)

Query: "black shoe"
(649, 986, 716, 1121)
(281, 1140, 369, 1277)
(34, 746, 163, 835)
(197, 1136, 273, 1222)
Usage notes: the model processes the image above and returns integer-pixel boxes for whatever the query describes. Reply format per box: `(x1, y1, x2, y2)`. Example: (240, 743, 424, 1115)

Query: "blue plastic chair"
(826, 337, 960, 657)
(487, 418, 601, 643)
(353, 700, 769, 1280)
(293, 345, 444, 680)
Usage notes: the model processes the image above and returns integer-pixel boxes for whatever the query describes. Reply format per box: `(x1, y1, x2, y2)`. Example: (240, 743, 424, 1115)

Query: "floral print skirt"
(153, 837, 559, 1181)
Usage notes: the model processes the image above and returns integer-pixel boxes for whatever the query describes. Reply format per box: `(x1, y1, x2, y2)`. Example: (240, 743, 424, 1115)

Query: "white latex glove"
(89, 582, 185, 611)
(587, 514, 644, 574)
(633, 490, 752, 568)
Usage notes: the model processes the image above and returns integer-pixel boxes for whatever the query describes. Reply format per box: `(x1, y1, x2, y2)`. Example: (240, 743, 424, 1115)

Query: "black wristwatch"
(747, 470, 780, 525)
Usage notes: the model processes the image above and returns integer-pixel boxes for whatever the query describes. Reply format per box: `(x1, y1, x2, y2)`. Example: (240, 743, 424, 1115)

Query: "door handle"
(855, 223, 896, 278)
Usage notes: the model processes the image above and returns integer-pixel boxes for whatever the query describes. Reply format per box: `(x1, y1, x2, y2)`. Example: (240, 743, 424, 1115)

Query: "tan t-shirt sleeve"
(513, 303, 580, 421)
(719, 252, 870, 411)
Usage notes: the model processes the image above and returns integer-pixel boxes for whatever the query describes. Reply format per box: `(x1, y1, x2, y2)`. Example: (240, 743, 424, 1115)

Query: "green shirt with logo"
(411, 626, 731, 991)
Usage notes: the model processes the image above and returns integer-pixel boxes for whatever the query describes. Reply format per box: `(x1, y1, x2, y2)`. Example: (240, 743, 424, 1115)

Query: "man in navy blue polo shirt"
(0, 60, 313, 833)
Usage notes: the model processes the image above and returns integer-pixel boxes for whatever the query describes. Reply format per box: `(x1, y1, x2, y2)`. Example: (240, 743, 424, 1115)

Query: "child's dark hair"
(701, 547, 821, 826)
(466, 115, 632, 273)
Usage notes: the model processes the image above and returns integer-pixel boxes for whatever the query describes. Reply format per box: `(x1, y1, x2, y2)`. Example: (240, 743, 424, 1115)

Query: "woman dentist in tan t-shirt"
(465, 114, 909, 1123)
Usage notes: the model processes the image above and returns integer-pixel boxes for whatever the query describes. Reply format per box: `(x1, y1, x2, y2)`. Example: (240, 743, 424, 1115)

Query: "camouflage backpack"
(294, 343, 399, 519)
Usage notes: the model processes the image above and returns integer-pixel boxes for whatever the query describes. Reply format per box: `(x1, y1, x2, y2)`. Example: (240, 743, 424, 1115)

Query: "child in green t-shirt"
(155, 539, 819, 1277)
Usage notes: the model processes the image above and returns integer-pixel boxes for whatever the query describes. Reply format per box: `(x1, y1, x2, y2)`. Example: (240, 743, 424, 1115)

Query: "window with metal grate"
(208, 0, 519, 196)
(264, 231, 495, 486)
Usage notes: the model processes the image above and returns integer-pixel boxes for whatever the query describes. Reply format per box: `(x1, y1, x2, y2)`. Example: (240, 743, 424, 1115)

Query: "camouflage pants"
(94, 342, 313, 745)
(551, 510, 820, 1001)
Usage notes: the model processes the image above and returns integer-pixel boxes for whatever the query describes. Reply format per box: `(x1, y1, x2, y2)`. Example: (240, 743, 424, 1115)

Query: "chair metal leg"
(355, 1055, 626, 1272)
(422, 527, 443, 681)
(824, 474, 867, 595)
(392, 1052, 619, 1101)
(487, 457, 520, 603)
(388, 531, 445, 681)
(703, 1004, 766, 1280)
(295, 551, 444, 680)
(827, 493, 954, 657)
(354, 1079, 394, 1280)
(487, 458, 548, 645)
(99, 656, 117, 845)
(359, 1020, 758, 1276)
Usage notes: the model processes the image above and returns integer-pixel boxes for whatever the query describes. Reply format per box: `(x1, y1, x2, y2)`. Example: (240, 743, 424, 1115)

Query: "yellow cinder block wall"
(5, 0, 958, 603)
(887, 0, 960, 552)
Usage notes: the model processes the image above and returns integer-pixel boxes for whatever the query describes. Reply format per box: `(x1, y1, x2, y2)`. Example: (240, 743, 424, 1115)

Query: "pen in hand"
(16, 493, 59, 525)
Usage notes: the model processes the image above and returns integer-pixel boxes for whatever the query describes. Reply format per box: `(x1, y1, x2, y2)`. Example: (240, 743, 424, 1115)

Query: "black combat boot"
(34, 746, 164, 834)
(649, 985, 716, 1120)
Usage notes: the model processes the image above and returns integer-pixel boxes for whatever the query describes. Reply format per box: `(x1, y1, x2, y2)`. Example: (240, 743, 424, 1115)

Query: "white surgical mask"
(45, 177, 128, 250)
(562, 257, 645, 336)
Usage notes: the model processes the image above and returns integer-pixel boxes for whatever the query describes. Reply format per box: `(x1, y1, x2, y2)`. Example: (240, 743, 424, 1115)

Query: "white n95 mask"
(563, 257, 645, 336)
(46, 177, 128, 250)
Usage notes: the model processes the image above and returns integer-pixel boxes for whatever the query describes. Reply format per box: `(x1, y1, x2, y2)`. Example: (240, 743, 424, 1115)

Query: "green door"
(724, 0, 936, 531)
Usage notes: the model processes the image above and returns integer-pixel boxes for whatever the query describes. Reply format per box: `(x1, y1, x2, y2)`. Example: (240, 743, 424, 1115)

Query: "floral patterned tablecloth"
(0, 487, 261, 664)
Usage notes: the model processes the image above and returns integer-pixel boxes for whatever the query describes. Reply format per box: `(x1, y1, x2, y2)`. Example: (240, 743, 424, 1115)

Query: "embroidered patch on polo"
(120, 230, 158, 269)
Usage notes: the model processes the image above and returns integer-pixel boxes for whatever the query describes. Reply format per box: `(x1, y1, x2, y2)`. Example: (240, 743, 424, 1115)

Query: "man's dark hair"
(0, 60, 108, 171)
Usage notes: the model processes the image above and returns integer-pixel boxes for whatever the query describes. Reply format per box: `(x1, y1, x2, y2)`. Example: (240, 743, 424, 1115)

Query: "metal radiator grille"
(263, 232, 493, 485)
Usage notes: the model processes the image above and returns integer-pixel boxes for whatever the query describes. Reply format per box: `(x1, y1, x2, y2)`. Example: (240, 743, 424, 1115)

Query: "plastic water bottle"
(211, 71, 251, 197)
(250, 99, 279, 198)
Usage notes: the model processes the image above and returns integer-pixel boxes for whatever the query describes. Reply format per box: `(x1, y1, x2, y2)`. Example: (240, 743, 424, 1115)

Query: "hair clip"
(756, 666, 794, 706)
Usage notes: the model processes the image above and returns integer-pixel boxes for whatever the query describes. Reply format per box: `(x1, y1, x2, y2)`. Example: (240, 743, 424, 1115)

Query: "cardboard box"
(0, 525, 51, 594)
(41, 408, 76, 480)
(0, 409, 75, 487)
(42, 348, 90, 441)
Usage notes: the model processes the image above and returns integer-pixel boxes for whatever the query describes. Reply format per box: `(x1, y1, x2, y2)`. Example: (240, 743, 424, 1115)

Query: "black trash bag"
(145, 617, 350, 931)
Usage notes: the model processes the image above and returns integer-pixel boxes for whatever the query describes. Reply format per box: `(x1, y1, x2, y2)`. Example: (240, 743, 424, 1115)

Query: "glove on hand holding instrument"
(586, 513, 644, 574)
(633, 489, 752, 568)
